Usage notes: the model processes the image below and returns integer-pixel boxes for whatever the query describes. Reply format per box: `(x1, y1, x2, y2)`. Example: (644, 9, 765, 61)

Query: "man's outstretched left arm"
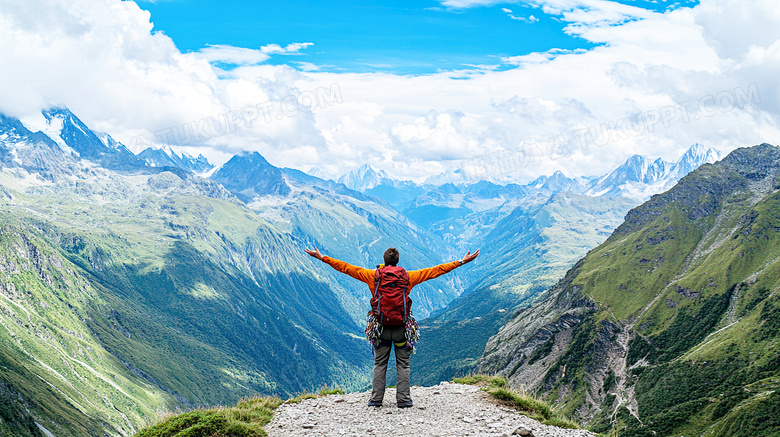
(408, 249, 480, 287)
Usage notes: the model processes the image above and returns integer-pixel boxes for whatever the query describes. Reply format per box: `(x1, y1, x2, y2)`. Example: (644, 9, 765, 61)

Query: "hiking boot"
(397, 400, 414, 408)
(367, 401, 382, 407)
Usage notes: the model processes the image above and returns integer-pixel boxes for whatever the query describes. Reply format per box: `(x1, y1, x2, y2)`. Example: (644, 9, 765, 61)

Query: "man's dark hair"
(384, 247, 399, 266)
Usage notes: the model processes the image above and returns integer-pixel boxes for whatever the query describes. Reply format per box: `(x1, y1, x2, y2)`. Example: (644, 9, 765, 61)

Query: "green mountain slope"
(414, 193, 636, 385)
(0, 164, 370, 436)
(478, 143, 780, 436)
(0, 112, 462, 437)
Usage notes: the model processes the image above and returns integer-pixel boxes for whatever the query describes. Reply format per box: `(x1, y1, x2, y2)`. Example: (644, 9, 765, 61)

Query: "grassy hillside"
(0, 168, 371, 436)
(134, 396, 282, 437)
(479, 144, 780, 436)
(414, 193, 636, 385)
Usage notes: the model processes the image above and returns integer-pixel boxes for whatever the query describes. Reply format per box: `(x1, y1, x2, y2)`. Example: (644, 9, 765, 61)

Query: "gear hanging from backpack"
(404, 312, 420, 353)
(365, 309, 421, 353)
(365, 310, 382, 348)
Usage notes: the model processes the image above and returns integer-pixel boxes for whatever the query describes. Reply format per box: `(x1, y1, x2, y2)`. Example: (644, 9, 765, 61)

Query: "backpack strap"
(374, 267, 383, 319)
(402, 284, 408, 323)
(399, 269, 409, 323)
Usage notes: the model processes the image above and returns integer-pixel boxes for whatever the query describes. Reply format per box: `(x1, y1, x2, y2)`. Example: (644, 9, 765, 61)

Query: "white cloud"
(294, 0, 780, 181)
(194, 42, 313, 66)
(0, 0, 325, 168)
(694, 0, 780, 60)
(502, 48, 587, 66)
(293, 61, 323, 72)
(501, 7, 539, 23)
(196, 45, 272, 65)
(538, 0, 654, 26)
(1, 0, 780, 184)
(260, 42, 314, 55)
(443, 0, 653, 26)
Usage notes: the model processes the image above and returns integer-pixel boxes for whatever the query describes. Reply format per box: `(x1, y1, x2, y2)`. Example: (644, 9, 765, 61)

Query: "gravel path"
(266, 382, 597, 437)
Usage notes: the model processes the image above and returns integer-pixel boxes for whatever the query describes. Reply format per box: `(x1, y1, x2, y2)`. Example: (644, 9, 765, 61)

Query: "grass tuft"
(452, 373, 507, 389)
(285, 393, 318, 404)
(490, 388, 552, 419)
(318, 386, 345, 396)
(543, 415, 582, 430)
(453, 375, 582, 430)
(135, 385, 352, 437)
(135, 395, 281, 437)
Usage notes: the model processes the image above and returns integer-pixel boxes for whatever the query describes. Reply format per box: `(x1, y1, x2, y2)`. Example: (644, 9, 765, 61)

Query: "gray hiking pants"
(369, 325, 412, 404)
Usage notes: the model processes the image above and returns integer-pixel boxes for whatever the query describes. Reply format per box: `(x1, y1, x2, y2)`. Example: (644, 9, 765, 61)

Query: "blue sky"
(139, 0, 698, 74)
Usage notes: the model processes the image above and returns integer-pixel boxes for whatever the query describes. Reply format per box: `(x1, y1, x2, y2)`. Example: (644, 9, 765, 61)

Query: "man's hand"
(305, 247, 325, 261)
(461, 249, 480, 265)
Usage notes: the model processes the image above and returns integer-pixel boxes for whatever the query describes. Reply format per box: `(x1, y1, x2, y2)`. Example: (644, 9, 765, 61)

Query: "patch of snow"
(19, 112, 77, 156)
(199, 165, 219, 178)
(308, 166, 326, 179)
(9, 148, 23, 166)
(246, 195, 293, 209)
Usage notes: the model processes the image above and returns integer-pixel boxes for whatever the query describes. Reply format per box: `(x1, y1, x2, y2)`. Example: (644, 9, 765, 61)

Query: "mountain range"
(478, 143, 780, 436)
(0, 106, 730, 436)
(136, 146, 213, 174)
(585, 143, 721, 199)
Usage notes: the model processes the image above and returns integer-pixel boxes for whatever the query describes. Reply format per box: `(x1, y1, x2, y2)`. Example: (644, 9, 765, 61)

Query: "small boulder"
(513, 427, 533, 436)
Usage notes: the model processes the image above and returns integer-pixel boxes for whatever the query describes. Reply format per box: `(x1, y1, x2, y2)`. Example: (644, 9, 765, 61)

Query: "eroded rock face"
(478, 280, 596, 394)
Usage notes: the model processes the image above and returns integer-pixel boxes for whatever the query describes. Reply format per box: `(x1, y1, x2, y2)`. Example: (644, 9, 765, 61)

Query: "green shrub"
(318, 386, 345, 396)
(452, 373, 507, 389)
(452, 374, 490, 385)
(136, 396, 281, 437)
(490, 388, 552, 420)
(544, 416, 581, 429)
(285, 393, 318, 404)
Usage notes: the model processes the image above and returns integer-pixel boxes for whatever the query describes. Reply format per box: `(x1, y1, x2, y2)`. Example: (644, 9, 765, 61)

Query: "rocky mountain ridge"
(478, 143, 780, 436)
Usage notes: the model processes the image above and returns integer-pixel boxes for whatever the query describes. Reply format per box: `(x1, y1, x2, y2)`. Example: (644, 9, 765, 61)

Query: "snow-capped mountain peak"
(96, 132, 134, 156)
(337, 163, 391, 191)
(14, 107, 144, 171)
(307, 166, 327, 180)
(585, 144, 721, 199)
(666, 143, 721, 180)
(423, 168, 467, 187)
(137, 146, 214, 173)
(528, 170, 582, 193)
(19, 110, 75, 156)
(40, 107, 114, 160)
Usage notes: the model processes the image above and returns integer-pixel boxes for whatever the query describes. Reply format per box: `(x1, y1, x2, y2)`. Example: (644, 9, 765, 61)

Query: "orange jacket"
(322, 256, 460, 296)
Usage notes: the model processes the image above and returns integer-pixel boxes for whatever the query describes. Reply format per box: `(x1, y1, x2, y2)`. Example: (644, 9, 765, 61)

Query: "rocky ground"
(266, 382, 597, 437)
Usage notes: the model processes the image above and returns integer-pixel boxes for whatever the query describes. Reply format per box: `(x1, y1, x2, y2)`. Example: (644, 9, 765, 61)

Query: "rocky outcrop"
(478, 269, 596, 392)
(266, 383, 597, 437)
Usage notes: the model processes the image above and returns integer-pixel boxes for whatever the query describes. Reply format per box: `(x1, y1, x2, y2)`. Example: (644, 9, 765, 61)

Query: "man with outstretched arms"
(305, 246, 479, 408)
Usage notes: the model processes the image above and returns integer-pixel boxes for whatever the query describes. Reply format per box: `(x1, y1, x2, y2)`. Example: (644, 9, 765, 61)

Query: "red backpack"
(371, 266, 411, 325)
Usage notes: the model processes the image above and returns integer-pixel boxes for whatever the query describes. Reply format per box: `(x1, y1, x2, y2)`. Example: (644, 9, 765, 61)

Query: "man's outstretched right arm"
(305, 247, 374, 285)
